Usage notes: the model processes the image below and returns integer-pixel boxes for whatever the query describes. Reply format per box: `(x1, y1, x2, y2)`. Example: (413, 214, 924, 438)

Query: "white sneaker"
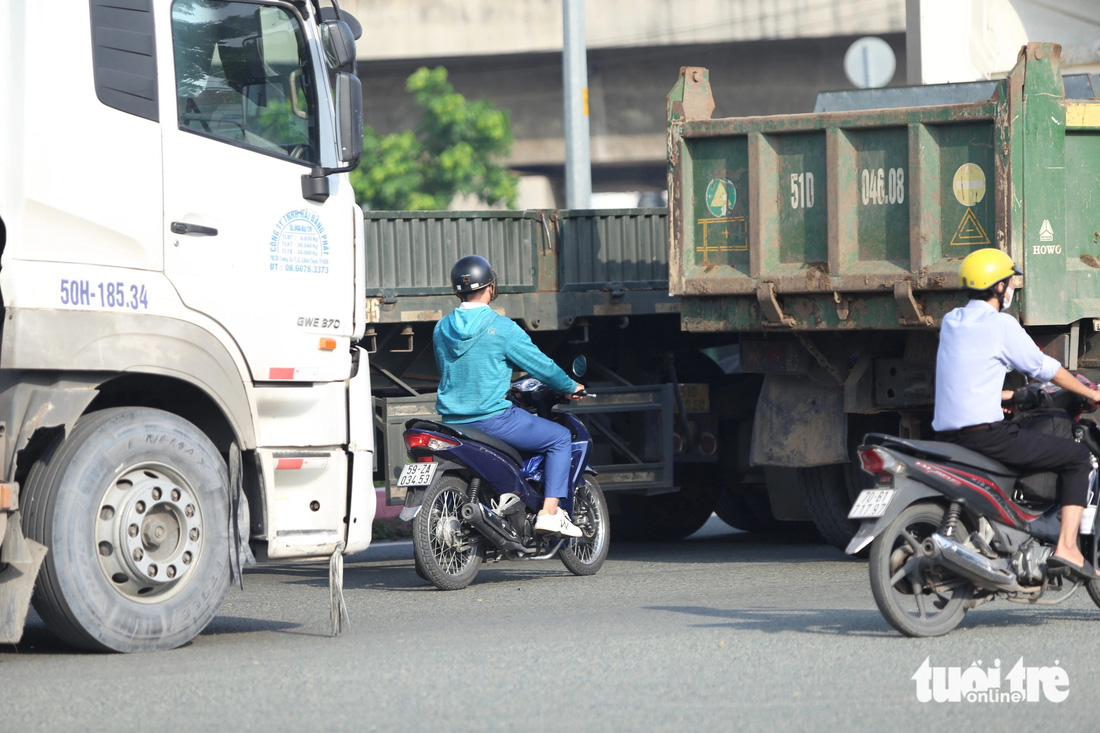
(535, 509, 582, 538)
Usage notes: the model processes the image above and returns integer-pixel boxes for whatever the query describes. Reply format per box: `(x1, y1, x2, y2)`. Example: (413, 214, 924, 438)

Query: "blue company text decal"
(269, 210, 330, 275)
(60, 279, 149, 310)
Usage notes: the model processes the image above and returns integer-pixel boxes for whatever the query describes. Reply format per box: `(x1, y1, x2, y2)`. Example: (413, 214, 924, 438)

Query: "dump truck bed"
(666, 43, 1100, 333)
(363, 208, 676, 331)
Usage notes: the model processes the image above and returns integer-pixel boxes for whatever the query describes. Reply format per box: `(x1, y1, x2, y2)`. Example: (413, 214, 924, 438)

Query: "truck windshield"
(171, 0, 320, 164)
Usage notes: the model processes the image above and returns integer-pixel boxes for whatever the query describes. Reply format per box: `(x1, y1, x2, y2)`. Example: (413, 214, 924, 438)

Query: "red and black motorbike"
(847, 377, 1100, 637)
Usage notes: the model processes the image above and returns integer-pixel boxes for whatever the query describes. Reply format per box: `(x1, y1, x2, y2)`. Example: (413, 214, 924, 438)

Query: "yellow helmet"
(959, 248, 1021, 290)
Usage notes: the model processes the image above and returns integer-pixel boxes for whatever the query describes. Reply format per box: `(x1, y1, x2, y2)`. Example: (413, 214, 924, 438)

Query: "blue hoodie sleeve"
(500, 318, 577, 393)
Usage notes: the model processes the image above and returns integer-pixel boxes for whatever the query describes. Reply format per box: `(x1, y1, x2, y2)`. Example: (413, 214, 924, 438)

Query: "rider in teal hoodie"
(434, 305, 576, 423)
(433, 255, 586, 537)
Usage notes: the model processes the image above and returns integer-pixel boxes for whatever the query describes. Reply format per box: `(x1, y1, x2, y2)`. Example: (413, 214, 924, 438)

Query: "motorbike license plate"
(848, 489, 896, 519)
(397, 462, 437, 487)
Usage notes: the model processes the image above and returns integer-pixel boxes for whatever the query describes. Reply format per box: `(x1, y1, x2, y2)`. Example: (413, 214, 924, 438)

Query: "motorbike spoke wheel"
(412, 475, 482, 590)
(560, 477, 610, 576)
(868, 501, 973, 637)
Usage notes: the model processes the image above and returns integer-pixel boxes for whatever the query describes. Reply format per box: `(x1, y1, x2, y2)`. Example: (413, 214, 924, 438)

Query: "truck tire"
(798, 415, 894, 553)
(611, 466, 720, 541)
(797, 464, 863, 553)
(714, 485, 823, 540)
(714, 488, 776, 533)
(21, 408, 231, 652)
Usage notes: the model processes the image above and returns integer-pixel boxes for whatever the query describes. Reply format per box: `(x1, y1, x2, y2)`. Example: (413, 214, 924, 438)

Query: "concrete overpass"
(340, 0, 908, 207)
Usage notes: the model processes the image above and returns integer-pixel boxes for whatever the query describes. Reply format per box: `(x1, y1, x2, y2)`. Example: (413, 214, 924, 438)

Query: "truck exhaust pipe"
(924, 533, 1021, 592)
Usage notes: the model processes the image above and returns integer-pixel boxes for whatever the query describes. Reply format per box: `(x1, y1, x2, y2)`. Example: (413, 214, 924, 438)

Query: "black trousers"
(939, 421, 1091, 507)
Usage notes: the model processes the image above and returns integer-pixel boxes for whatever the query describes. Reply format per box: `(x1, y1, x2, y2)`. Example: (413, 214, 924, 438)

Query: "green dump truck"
(665, 42, 1100, 549)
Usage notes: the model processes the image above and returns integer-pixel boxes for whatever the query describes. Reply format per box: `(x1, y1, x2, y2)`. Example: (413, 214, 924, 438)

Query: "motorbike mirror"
(571, 355, 588, 379)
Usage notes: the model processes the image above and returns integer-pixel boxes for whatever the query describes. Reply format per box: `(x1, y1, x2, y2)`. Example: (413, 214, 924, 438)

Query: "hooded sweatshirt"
(433, 303, 577, 423)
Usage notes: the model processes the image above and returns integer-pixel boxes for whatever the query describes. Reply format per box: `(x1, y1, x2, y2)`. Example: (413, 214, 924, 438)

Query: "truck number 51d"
(790, 171, 815, 210)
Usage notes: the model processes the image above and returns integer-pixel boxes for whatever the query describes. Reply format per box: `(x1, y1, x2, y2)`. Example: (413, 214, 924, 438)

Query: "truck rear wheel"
(796, 464, 859, 551)
(21, 408, 230, 652)
(799, 415, 894, 553)
(714, 488, 786, 534)
(612, 465, 719, 541)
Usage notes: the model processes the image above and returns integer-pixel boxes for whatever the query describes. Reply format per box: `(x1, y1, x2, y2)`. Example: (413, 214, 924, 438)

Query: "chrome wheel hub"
(95, 465, 204, 602)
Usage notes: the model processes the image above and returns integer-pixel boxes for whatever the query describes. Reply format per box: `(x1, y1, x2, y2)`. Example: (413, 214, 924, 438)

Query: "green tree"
(351, 66, 519, 210)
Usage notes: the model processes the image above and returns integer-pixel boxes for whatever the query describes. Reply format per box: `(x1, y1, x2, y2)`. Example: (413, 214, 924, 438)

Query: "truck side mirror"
(321, 20, 356, 70)
(335, 71, 363, 165)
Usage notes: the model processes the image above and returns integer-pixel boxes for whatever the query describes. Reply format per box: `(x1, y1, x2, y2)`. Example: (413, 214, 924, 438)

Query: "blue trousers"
(468, 406, 572, 499)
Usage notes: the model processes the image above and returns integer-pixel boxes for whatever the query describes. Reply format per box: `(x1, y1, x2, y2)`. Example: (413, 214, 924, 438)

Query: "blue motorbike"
(398, 374, 610, 590)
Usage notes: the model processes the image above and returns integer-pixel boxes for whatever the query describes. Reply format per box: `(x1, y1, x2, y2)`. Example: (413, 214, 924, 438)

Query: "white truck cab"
(0, 0, 374, 651)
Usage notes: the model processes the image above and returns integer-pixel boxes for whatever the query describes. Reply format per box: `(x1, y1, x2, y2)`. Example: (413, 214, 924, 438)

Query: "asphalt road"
(3, 517, 1099, 732)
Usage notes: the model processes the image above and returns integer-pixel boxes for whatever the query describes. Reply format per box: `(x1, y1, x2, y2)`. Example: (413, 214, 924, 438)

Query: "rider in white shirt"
(933, 248, 1100, 580)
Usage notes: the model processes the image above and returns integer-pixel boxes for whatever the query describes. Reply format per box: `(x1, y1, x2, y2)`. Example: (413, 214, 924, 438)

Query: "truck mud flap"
(749, 374, 846, 467)
(0, 512, 48, 644)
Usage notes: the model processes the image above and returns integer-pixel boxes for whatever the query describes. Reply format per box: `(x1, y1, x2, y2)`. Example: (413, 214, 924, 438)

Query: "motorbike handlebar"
(1002, 376, 1097, 415)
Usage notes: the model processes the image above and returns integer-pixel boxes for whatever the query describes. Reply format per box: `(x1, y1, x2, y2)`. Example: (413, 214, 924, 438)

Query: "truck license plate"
(848, 489, 896, 519)
(397, 462, 437, 487)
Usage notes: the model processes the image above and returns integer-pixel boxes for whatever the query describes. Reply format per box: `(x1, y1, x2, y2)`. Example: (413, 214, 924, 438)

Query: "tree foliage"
(350, 66, 519, 210)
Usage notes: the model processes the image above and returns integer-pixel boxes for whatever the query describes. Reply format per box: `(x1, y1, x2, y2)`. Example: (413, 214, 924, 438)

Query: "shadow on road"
(644, 604, 1100, 637)
(201, 615, 302, 637)
(609, 534, 852, 565)
(0, 613, 300, 656)
(645, 605, 895, 636)
(0, 624, 90, 656)
(243, 555, 566, 592)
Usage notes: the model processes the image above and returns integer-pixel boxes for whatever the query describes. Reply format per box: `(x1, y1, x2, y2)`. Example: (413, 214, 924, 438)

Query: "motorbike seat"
(864, 433, 1063, 507)
(406, 419, 524, 466)
(863, 433, 1016, 476)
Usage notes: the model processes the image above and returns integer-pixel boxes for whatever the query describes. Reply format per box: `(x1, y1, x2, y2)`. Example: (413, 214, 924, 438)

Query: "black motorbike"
(847, 377, 1100, 636)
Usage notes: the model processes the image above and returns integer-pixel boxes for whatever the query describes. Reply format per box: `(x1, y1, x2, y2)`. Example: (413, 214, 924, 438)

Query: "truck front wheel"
(21, 408, 230, 652)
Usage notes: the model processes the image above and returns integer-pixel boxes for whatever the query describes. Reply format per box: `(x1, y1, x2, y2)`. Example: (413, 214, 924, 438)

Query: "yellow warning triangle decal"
(950, 208, 990, 246)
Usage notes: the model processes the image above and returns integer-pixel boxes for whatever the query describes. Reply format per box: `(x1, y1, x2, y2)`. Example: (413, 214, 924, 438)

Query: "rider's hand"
(569, 384, 587, 401)
(1088, 388, 1100, 410)
(1001, 390, 1014, 402)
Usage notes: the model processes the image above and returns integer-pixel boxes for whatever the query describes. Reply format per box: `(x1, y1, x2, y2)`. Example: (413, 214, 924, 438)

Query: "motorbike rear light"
(858, 447, 906, 478)
(404, 432, 460, 452)
(858, 447, 884, 474)
(699, 432, 718, 456)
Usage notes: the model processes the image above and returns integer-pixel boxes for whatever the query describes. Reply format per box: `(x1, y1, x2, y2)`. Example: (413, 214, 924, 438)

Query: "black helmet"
(450, 255, 497, 297)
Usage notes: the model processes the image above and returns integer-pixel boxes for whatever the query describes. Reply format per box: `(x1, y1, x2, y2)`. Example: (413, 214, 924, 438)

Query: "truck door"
(162, 0, 354, 383)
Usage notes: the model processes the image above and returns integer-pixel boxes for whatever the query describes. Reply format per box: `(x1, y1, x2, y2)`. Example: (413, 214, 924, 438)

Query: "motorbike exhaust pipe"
(460, 502, 534, 554)
(924, 533, 1021, 592)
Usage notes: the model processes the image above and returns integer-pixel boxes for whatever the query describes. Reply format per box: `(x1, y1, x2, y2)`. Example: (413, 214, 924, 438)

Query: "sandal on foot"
(1048, 555, 1100, 581)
